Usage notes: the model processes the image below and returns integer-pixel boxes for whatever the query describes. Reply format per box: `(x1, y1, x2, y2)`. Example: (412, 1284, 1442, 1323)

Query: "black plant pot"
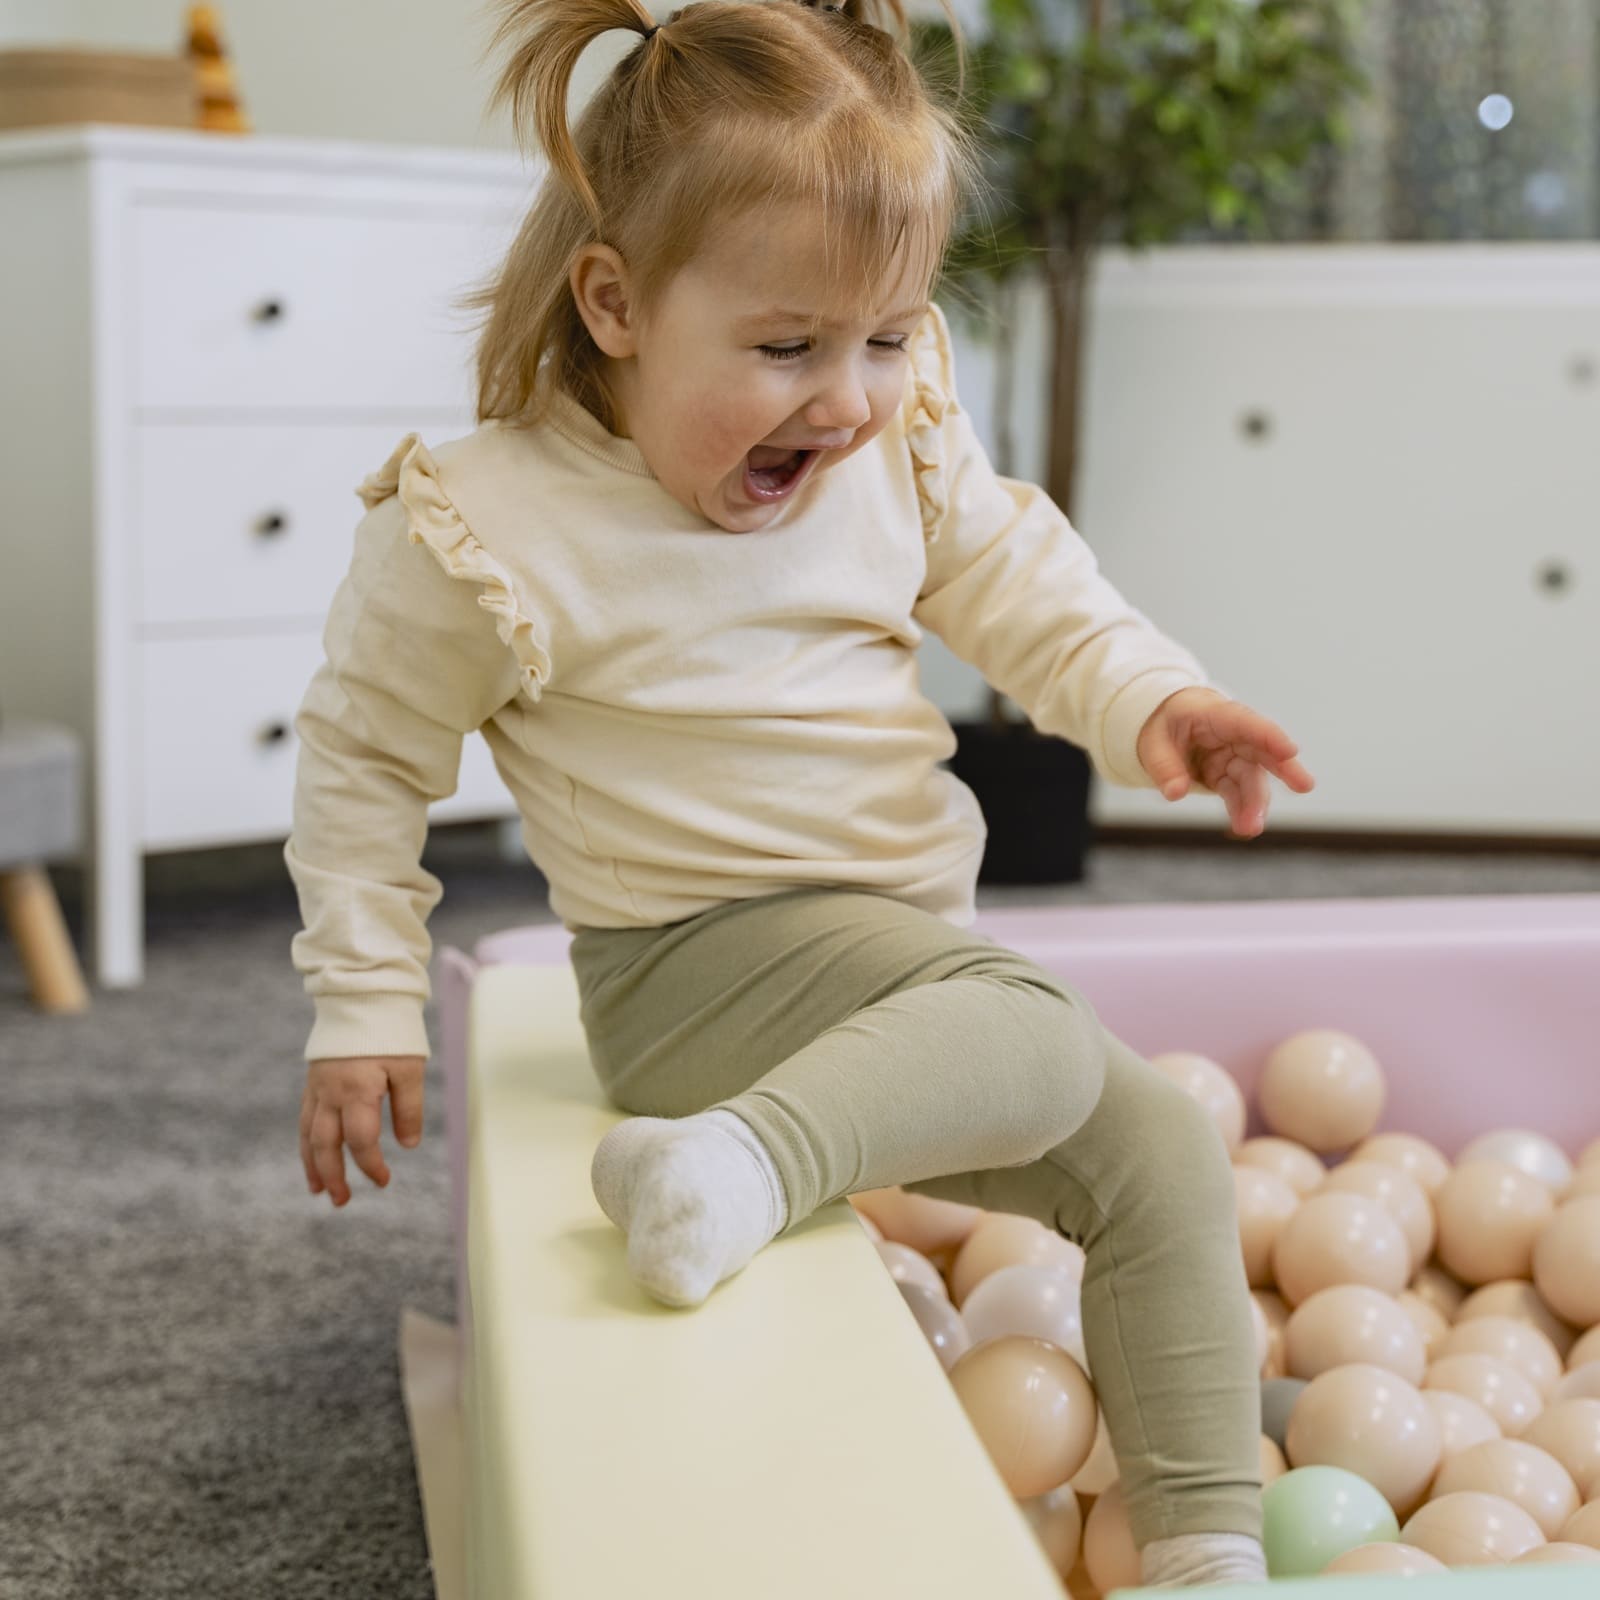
(946, 719, 1095, 885)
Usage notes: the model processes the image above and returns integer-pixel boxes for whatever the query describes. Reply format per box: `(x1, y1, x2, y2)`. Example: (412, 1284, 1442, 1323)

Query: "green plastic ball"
(1262, 1465, 1400, 1578)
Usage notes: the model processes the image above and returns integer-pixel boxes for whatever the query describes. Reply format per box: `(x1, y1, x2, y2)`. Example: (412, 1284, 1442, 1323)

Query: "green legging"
(569, 886, 1262, 1546)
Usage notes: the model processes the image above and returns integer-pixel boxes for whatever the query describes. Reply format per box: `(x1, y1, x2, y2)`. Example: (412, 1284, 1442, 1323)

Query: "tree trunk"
(992, 276, 1017, 481)
(985, 247, 1095, 729)
(1044, 236, 1095, 521)
(985, 278, 1021, 728)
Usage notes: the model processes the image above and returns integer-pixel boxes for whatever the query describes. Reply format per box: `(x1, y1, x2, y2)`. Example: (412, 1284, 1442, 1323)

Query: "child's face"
(571, 207, 931, 534)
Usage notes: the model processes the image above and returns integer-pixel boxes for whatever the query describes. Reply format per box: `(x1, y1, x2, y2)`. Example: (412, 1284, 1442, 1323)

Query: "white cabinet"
(1076, 247, 1600, 841)
(0, 126, 530, 986)
(936, 246, 1600, 843)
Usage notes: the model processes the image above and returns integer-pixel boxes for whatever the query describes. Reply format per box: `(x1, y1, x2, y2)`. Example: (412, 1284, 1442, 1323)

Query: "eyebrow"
(733, 302, 931, 331)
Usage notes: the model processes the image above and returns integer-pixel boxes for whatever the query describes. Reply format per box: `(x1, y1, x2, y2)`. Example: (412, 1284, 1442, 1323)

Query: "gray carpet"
(4, 823, 1599, 1598)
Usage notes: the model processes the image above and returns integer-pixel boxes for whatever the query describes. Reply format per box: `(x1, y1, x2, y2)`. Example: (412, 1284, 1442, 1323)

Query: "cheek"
(678, 401, 755, 477)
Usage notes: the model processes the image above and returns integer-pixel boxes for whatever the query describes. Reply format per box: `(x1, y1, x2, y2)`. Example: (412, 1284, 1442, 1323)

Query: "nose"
(805, 369, 872, 440)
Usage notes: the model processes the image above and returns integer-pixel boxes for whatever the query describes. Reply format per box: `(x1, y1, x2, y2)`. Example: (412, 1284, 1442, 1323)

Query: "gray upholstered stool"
(0, 720, 89, 1012)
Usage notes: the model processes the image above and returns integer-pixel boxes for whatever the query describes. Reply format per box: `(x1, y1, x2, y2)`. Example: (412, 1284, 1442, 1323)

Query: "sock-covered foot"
(1140, 1533, 1267, 1588)
(590, 1109, 790, 1308)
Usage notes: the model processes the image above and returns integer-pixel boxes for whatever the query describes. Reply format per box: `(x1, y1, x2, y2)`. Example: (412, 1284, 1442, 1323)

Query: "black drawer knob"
(254, 510, 289, 538)
(252, 298, 286, 324)
(1537, 560, 1575, 596)
(257, 721, 290, 746)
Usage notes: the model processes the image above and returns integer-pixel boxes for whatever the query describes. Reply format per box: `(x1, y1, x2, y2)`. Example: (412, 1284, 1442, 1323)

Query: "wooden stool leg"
(0, 864, 90, 1013)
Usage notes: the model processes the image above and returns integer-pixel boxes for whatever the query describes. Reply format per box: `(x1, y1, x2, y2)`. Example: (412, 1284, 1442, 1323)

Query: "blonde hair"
(469, 0, 982, 433)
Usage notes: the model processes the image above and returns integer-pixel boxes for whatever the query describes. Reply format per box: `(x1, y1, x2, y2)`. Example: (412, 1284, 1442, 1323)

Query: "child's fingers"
(387, 1059, 426, 1149)
(299, 1080, 324, 1194)
(308, 1101, 351, 1205)
(341, 1098, 391, 1191)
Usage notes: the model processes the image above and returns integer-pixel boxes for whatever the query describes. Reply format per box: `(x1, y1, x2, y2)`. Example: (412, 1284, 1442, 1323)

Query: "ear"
(570, 244, 641, 359)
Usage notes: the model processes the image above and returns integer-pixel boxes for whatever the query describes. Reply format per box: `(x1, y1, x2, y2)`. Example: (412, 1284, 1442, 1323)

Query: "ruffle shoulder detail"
(357, 433, 551, 702)
(904, 301, 957, 545)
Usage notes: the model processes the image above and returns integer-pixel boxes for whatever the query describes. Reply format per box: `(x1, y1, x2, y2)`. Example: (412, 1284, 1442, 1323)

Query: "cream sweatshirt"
(284, 302, 1214, 1062)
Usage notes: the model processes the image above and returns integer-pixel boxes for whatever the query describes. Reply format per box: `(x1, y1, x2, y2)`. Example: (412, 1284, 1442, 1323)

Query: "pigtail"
(482, 0, 659, 230)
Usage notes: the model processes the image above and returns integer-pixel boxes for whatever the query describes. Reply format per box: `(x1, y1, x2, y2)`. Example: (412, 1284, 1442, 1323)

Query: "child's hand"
(1136, 687, 1316, 839)
(300, 1055, 426, 1206)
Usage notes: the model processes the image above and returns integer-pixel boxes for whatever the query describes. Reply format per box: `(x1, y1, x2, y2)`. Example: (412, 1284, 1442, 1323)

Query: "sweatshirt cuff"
(1099, 669, 1214, 790)
(304, 992, 432, 1063)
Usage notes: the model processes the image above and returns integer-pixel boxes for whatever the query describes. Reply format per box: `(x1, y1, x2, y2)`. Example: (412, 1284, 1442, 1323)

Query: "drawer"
(130, 199, 518, 412)
(139, 632, 515, 850)
(134, 420, 466, 627)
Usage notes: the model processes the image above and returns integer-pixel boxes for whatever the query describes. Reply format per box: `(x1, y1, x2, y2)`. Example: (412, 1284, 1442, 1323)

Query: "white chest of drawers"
(0, 126, 530, 986)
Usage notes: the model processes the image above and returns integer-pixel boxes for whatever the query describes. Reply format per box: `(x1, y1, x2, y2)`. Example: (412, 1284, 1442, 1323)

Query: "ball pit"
(846, 900, 1600, 1594)
(431, 895, 1600, 1600)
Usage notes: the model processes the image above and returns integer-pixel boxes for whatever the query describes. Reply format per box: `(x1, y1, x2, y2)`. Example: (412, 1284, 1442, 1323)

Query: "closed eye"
(759, 337, 911, 362)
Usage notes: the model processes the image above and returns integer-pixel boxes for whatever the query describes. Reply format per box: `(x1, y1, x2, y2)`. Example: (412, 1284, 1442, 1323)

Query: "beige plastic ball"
(948, 1336, 1097, 1499)
(1233, 1165, 1301, 1289)
(1425, 1353, 1544, 1436)
(1322, 1542, 1447, 1576)
(1082, 1482, 1142, 1596)
(1235, 1136, 1327, 1198)
(1284, 1284, 1427, 1385)
(1430, 1438, 1580, 1539)
(1260, 1434, 1288, 1486)
(1558, 1500, 1600, 1550)
(1397, 1291, 1452, 1360)
(1402, 1490, 1547, 1566)
(1352, 1132, 1452, 1198)
(948, 1213, 1084, 1309)
(1150, 1051, 1247, 1153)
(1521, 1400, 1600, 1501)
(1286, 1362, 1441, 1518)
(1554, 1363, 1600, 1406)
(1571, 1327, 1600, 1372)
(1532, 1196, 1600, 1328)
(1258, 1029, 1386, 1153)
(1319, 1161, 1436, 1271)
(1458, 1129, 1574, 1196)
(1253, 1290, 1291, 1380)
(850, 1186, 984, 1258)
(1254, 1288, 1290, 1334)
(1457, 1279, 1578, 1362)
(1434, 1160, 1556, 1285)
(1515, 1540, 1600, 1565)
(1566, 1166, 1600, 1203)
(1070, 1409, 1118, 1495)
(1409, 1260, 1469, 1321)
(896, 1282, 971, 1372)
(1423, 1388, 1503, 1460)
(962, 1263, 1087, 1371)
(874, 1240, 946, 1299)
(1271, 1192, 1411, 1307)
(1017, 1482, 1084, 1580)
(1439, 1316, 1565, 1400)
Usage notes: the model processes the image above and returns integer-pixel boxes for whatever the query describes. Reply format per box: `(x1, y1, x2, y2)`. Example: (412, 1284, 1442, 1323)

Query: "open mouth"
(743, 445, 821, 504)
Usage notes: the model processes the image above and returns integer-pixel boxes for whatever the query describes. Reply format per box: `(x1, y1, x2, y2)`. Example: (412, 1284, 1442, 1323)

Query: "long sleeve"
(907, 304, 1219, 790)
(284, 455, 524, 1063)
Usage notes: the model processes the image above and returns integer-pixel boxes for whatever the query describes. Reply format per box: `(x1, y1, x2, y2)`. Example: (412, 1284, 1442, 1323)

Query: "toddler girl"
(287, 0, 1316, 1586)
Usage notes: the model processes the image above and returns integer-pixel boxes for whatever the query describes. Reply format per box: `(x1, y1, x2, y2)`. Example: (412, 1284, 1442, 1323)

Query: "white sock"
(589, 1108, 790, 1308)
(1140, 1533, 1268, 1588)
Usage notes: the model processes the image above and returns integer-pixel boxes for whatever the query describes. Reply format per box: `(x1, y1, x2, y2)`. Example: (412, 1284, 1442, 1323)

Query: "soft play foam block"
(461, 960, 1065, 1599)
